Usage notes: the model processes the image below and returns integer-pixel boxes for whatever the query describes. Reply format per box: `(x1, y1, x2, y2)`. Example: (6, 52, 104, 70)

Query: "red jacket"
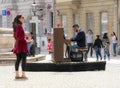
(13, 24, 28, 54)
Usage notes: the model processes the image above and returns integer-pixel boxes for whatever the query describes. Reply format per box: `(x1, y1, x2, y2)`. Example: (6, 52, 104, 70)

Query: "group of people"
(12, 14, 118, 79)
(86, 30, 118, 61)
(26, 32, 35, 57)
(70, 24, 118, 61)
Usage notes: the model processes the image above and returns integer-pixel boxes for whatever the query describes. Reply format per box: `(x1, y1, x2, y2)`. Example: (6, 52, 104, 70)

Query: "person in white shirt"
(111, 32, 118, 56)
(86, 30, 93, 57)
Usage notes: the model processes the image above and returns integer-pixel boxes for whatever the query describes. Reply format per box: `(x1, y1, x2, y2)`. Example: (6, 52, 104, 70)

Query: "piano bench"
(76, 47, 88, 61)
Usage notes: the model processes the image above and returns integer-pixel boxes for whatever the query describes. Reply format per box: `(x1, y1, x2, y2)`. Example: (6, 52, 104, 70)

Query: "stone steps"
(0, 52, 46, 66)
(0, 52, 15, 58)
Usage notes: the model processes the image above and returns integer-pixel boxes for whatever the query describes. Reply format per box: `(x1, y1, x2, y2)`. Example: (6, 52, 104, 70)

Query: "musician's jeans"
(71, 44, 79, 52)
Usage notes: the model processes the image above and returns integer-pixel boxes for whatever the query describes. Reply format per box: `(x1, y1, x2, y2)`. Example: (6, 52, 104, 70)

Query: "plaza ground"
(0, 53, 120, 88)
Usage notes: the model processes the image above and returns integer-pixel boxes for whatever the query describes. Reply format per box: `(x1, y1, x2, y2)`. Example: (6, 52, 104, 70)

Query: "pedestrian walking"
(26, 36, 31, 56)
(102, 33, 110, 60)
(86, 29, 93, 57)
(104, 42, 110, 60)
(111, 32, 118, 57)
(13, 15, 28, 79)
(30, 36, 35, 57)
(93, 35, 104, 61)
(47, 38, 52, 54)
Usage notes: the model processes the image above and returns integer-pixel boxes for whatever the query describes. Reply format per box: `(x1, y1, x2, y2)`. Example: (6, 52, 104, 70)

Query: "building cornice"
(56, 1, 80, 10)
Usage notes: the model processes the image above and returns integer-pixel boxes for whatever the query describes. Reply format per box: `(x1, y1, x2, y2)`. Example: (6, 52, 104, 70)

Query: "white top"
(112, 35, 117, 43)
(86, 34, 93, 43)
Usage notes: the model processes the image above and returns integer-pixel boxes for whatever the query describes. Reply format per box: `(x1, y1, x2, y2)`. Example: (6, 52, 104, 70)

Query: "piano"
(52, 28, 71, 62)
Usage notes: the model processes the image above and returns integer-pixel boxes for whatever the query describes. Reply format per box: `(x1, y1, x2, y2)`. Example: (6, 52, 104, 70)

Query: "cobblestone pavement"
(0, 54, 120, 88)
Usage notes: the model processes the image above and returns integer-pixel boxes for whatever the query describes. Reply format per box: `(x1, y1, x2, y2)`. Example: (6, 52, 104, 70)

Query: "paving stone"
(0, 54, 120, 88)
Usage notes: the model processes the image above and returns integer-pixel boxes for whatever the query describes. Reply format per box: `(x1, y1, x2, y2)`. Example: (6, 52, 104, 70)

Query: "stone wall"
(56, 0, 115, 38)
(0, 29, 14, 53)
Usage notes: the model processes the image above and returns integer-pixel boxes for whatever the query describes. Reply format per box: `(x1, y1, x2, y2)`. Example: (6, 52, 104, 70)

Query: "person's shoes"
(15, 76, 21, 79)
(21, 75, 28, 79)
(100, 58, 102, 60)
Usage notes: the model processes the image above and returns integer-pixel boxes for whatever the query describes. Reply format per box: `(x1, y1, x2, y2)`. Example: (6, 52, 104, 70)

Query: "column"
(67, 9, 74, 37)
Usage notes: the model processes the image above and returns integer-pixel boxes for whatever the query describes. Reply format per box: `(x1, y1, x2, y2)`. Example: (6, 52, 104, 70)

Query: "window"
(74, 14, 79, 24)
(100, 12, 108, 35)
(86, 13, 94, 30)
(18, 0, 25, 2)
(0, 0, 3, 3)
(0, 0, 18, 3)
(7, 15, 12, 28)
(50, 12, 53, 28)
(12, 0, 17, 3)
(0, 15, 2, 27)
(1, 0, 5, 3)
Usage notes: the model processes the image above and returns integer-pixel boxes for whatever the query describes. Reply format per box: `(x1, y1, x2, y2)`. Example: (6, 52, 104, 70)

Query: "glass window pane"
(0, 15, 2, 27)
(100, 12, 108, 35)
(86, 13, 94, 30)
(0, 0, 3, 3)
(74, 14, 79, 24)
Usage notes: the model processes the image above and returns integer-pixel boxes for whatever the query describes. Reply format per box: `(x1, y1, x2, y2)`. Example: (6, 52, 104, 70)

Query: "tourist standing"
(111, 32, 118, 57)
(86, 29, 93, 57)
(13, 15, 28, 79)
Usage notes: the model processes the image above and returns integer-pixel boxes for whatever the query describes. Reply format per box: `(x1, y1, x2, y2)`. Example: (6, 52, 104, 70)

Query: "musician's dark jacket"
(70, 29, 86, 47)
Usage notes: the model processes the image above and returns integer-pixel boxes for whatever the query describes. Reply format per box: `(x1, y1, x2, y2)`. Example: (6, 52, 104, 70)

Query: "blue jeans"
(112, 43, 117, 56)
(71, 44, 79, 52)
(87, 43, 93, 57)
(27, 43, 31, 56)
(104, 50, 110, 60)
(95, 47, 102, 61)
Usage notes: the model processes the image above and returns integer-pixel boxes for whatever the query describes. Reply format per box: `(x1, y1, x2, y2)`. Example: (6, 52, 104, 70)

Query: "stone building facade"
(0, 0, 55, 52)
(55, 0, 120, 42)
(0, 0, 54, 33)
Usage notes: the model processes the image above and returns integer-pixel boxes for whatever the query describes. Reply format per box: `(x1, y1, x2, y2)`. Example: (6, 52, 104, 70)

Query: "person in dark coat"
(93, 35, 104, 61)
(13, 15, 28, 79)
(70, 24, 86, 52)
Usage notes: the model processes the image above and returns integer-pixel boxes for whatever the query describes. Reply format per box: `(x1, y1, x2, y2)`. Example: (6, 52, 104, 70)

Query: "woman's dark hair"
(113, 32, 118, 40)
(13, 15, 22, 32)
(103, 33, 108, 39)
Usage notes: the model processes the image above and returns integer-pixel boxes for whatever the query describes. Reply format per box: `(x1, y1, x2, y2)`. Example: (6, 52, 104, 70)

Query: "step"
(0, 54, 45, 66)
(26, 61, 106, 72)
(0, 52, 15, 58)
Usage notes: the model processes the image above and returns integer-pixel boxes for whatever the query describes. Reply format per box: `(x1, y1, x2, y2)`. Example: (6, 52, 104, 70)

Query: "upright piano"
(52, 28, 71, 62)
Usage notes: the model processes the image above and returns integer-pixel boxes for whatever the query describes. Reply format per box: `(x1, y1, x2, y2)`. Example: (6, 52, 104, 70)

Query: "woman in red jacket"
(13, 15, 28, 79)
